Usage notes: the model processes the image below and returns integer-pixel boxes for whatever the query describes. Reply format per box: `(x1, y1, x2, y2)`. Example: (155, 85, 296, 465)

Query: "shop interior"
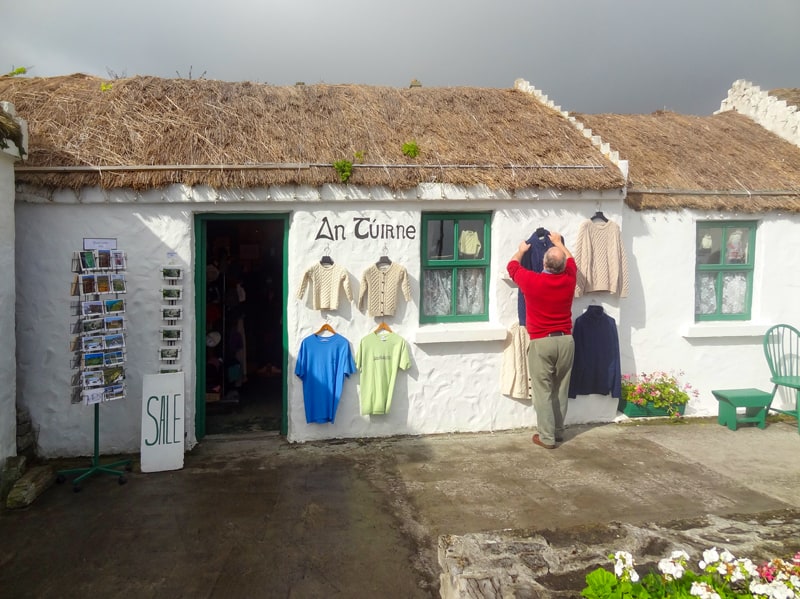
(204, 218, 284, 435)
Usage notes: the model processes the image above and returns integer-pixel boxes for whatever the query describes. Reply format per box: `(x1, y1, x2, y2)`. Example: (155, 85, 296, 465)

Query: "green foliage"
(100, 82, 113, 92)
(2, 66, 29, 78)
(353, 150, 365, 163)
(333, 159, 353, 183)
(402, 140, 420, 158)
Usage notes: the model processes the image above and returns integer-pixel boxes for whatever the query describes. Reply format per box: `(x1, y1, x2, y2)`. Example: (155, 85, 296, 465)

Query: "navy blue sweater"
(568, 305, 621, 399)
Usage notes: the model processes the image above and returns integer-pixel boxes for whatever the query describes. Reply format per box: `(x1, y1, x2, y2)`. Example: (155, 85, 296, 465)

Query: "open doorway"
(196, 214, 287, 438)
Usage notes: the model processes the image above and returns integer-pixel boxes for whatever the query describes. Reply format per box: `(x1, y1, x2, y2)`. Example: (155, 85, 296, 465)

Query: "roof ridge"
(717, 79, 800, 148)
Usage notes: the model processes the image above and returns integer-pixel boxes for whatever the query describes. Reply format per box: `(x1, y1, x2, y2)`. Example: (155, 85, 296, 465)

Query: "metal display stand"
(56, 404, 131, 490)
(58, 244, 131, 492)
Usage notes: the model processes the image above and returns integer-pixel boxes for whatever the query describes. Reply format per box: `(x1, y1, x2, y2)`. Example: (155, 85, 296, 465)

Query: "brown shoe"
(532, 434, 555, 449)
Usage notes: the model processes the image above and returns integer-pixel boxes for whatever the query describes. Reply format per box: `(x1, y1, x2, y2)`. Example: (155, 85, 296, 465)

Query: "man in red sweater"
(507, 232, 577, 449)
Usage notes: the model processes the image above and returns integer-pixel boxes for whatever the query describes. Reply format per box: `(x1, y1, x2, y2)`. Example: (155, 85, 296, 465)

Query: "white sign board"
(140, 372, 184, 472)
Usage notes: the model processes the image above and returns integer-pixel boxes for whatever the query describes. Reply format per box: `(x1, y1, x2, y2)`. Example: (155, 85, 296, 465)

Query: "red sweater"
(507, 257, 577, 339)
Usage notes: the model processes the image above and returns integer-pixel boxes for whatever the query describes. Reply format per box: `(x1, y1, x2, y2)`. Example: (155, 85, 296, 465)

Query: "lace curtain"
(695, 273, 747, 315)
(423, 269, 485, 316)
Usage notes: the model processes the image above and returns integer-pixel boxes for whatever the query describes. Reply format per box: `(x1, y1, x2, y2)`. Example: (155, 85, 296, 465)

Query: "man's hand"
(510, 240, 531, 264)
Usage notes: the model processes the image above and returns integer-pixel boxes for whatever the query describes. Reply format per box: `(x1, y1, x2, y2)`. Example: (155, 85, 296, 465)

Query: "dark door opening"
(199, 216, 286, 436)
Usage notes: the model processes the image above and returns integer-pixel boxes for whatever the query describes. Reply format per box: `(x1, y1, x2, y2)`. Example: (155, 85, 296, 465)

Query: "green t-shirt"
(355, 331, 411, 415)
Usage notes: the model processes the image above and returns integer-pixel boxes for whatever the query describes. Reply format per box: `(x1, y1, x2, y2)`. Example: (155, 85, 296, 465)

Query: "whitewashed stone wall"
(619, 207, 800, 416)
(1, 102, 25, 467)
(16, 184, 627, 456)
(717, 80, 800, 147)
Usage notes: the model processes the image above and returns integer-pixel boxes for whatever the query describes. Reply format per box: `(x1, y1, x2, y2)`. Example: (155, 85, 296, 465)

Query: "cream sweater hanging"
(573, 219, 630, 298)
(296, 263, 353, 310)
(358, 262, 412, 317)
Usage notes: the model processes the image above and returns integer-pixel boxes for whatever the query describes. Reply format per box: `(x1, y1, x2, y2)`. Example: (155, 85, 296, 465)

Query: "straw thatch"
(573, 110, 800, 212)
(770, 88, 800, 108)
(0, 104, 25, 158)
(0, 74, 623, 192)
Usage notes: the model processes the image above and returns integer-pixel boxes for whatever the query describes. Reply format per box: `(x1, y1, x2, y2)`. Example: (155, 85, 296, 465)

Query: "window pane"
(724, 228, 749, 264)
(695, 273, 717, 315)
(427, 219, 454, 260)
(423, 270, 452, 316)
(697, 226, 722, 265)
(457, 268, 485, 315)
(721, 273, 747, 314)
(457, 220, 485, 259)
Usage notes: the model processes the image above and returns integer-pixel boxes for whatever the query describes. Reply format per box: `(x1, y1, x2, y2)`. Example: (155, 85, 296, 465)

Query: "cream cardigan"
(296, 263, 353, 310)
(358, 262, 412, 317)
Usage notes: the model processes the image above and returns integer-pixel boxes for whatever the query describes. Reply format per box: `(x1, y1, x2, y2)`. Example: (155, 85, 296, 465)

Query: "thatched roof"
(770, 88, 800, 108)
(573, 110, 800, 212)
(0, 104, 25, 158)
(0, 74, 624, 192)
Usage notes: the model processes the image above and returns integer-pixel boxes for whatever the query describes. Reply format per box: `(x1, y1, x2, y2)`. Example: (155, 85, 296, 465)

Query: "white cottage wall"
(0, 145, 17, 464)
(16, 186, 629, 455)
(619, 208, 800, 417)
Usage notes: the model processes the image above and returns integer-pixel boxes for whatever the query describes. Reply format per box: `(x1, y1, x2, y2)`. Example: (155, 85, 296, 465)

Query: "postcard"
(104, 384, 125, 401)
(83, 352, 104, 369)
(161, 327, 182, 342)
(103, 350, 125, 366)
(104, 316, 124, 331)
(104, 333, 125, 349)
(161, 306, 182, 321)
(82, 370, 105, 388)
(82, 318, 105, 334)
(159, 347, 181, 361)
(82, 336, 104, 352)
(82, 388, 105, 405)
(161, 286, 183, 301)
(103, 367, 125, 385)
(81, 301, 104, 317)
(104, 298, 125, 314)
(79, 250, 96, 271)
(110, 274, 126, 293)
(71, 275, 80, 296)
(96, 274, 111, 294)
(97, 250, 111, 269)
(161, 266, 183, 281)
(80, 275, 96, 295)
(110, 250, 126, 270)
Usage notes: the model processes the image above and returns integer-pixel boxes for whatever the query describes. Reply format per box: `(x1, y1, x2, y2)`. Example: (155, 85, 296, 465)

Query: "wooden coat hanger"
(374, 321, 392, 333)
(315, 322, 336, 335)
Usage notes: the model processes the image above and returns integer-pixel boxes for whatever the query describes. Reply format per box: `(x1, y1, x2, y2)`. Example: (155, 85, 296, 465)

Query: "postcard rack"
(57, 245, 131, 491)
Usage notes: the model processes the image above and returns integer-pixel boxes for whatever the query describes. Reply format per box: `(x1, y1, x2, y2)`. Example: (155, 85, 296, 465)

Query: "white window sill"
(682, 322, 768, 338)
(414, 322, 509, 344)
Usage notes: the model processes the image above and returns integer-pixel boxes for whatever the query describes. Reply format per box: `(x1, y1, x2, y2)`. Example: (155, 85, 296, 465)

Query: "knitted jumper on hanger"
(358, 262, 412, 317)
(296, 263, 353, 310)
(573, 219, 630, 297)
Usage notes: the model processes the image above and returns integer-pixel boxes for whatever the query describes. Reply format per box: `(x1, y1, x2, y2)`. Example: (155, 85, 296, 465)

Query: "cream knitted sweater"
(358, 262, 412, 317)
(296, 263, 353, 310)
(573, 219, 630, 297)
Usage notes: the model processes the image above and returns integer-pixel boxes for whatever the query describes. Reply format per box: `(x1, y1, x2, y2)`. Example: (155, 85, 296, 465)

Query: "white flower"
(690, 581, 721, 599)
(719, 549, 736, 563)
(739, 558, 759, 578)
(658, 554, 687, 580)
(700, 547, 720, 569)
(612, 551, 639, 582)
(749, 580, 795, 599)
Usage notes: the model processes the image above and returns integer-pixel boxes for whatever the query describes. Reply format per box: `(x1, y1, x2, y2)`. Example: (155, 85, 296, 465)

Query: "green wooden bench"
(711, 388, 772, 431)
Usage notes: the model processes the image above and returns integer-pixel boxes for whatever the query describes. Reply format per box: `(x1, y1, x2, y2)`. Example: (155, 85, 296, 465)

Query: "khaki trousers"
(527, 335, 574, 445)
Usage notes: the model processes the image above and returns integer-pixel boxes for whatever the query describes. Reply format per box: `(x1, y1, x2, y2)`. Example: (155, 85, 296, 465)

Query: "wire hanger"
(374, 320, 392, 333)
(320, 245, 334, 266)
(376, 245, 392, 267)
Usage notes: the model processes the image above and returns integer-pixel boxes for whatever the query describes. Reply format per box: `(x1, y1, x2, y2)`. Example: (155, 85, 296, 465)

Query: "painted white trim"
(414, 323, 509, 344)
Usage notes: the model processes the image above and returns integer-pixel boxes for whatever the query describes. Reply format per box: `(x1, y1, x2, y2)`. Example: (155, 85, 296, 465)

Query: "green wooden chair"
(763, 323, 800, 434)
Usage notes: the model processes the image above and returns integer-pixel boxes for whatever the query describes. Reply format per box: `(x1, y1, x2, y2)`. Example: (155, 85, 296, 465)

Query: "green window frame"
(420, 212, 491, 323)
(695, 221, 756, 321)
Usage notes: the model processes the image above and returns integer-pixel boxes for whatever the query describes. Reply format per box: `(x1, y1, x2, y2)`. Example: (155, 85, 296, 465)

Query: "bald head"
(543, 247, 567, 273)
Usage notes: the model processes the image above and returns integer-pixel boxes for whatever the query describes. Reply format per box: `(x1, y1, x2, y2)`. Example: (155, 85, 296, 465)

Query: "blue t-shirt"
(295, 333, 356, 423)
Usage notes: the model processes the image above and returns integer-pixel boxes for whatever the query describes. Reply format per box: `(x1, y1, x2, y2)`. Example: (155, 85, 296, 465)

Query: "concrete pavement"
(1, 416, 799, 598)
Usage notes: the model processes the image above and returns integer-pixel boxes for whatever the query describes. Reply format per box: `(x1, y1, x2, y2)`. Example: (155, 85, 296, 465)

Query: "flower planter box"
(620, 401, 686, 418)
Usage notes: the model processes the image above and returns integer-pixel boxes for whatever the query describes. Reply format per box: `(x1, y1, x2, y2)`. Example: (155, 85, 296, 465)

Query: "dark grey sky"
(3, 0, 798, 114)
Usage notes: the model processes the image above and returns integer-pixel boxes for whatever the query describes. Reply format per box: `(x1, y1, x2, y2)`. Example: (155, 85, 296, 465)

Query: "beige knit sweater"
(358, 262, 412, 317)
(296, 263, 353, 310)
(573, 219, 630, 297)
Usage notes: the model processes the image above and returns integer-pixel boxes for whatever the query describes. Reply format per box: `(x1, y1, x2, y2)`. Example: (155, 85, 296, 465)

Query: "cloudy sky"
(3, 0, 798, 115)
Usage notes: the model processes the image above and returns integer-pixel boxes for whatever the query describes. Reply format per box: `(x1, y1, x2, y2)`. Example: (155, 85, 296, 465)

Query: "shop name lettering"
(315, 217, 417, 241)
(145, 393, 182, 446)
